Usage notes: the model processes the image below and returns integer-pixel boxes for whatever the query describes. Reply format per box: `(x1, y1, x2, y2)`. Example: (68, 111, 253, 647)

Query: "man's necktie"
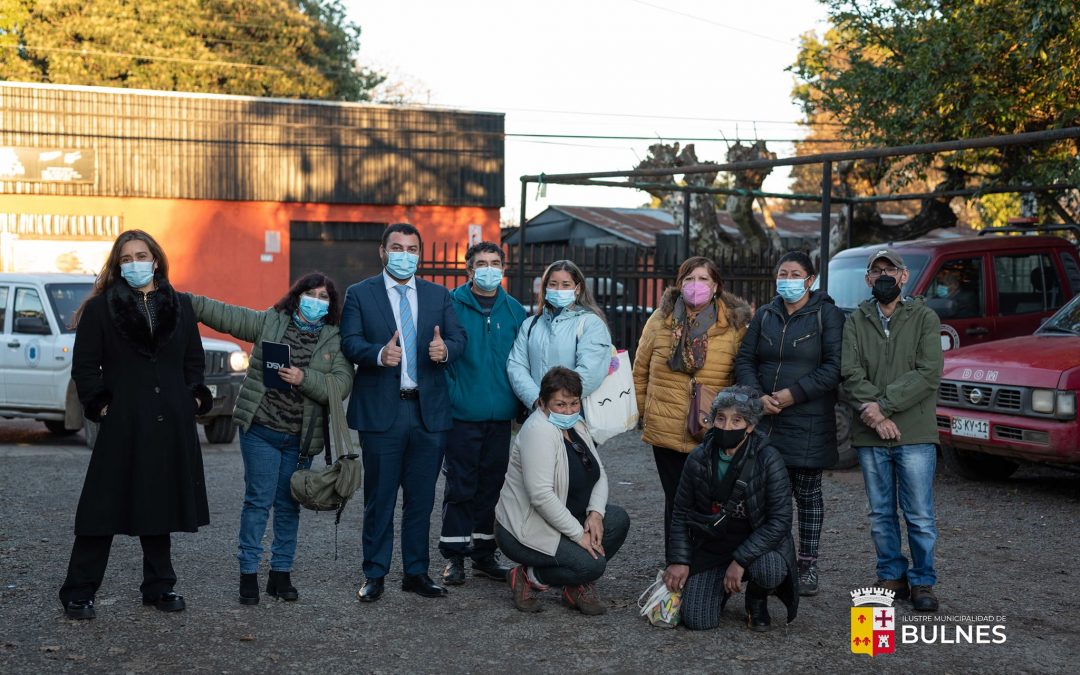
(394, 285, 418, 384)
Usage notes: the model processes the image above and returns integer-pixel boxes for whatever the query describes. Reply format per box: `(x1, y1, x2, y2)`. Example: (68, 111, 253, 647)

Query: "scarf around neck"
(667, 296, 716, 374)
(292, 311, 324, 333)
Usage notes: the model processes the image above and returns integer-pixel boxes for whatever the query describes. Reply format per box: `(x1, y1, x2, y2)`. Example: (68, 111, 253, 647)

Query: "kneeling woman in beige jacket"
(495, 367, 630, 616)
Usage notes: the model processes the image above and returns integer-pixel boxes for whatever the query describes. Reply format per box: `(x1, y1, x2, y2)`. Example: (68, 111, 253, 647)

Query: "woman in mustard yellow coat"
(632, 256, 751, 561)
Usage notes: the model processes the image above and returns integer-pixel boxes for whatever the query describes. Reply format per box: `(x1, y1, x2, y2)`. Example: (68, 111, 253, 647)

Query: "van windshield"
(46, 283, 93, 333)
(821, 254, 929, 311)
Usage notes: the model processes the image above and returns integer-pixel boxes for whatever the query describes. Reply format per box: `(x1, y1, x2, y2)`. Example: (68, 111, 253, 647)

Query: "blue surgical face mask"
(386, 251, 419, 279)
(473, 267, 503, 292)
(120, 261, 155, 288)
(298, 295, 329, 322)
(547, 410, 581, 430)
(934, 284, 950, 298)
(545, 288, 576, 309)
(776, 278, 808, 303)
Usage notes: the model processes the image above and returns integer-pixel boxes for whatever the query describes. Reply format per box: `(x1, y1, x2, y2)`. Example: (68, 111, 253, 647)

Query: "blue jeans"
(237, 424, 313, 574)
(857, 444, 938, 586)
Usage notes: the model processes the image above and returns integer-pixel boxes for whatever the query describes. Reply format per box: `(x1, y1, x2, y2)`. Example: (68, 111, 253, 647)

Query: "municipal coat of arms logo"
(850, 587, 896, 656)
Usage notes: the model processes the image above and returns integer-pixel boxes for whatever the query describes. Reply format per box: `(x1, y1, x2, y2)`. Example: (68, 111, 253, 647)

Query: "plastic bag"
(582, 349, 639, 445)
(638, 570, 681, 628)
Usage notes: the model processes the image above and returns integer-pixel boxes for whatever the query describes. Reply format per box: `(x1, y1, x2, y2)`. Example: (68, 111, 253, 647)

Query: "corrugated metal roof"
(551, 206, 678, 245)
(544, 205, 840, 244)
(0, 82, 504, 207)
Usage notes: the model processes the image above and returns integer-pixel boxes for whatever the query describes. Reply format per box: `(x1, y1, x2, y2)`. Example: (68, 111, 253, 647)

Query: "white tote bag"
(582, 349, 638, 445)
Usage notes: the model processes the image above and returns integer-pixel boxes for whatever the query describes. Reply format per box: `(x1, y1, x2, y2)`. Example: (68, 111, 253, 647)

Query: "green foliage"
(972, 193, 1021, 230)
(0, 0, 384, 101)
(792, 0, 1080, 186)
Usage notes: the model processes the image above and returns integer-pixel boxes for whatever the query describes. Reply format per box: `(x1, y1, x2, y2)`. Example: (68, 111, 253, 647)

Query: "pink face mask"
(682, 281, 713, 306)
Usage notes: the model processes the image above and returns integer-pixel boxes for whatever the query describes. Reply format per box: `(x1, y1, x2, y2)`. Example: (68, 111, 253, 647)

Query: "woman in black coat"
(733, 251, 844, 597)
(662, 386, 798, 632)
(59, 230, 213, 620)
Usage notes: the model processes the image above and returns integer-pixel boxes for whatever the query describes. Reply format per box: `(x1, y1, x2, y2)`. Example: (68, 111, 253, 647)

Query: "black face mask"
(872, 275, 902, 304)
(707, 427, 748, 452)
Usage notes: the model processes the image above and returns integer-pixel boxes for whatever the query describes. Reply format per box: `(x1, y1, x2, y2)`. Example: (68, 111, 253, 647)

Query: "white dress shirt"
(379, 271, 419, 390)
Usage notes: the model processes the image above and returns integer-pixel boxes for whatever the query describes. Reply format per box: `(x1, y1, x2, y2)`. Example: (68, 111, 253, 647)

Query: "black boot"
(442, 556, 466, 586)
(266, 571, 298, 601)
(745, 582, 772, 632)
(239, 573, 259, 605)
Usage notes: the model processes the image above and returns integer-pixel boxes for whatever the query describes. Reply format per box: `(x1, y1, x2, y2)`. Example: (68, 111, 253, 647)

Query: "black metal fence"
(418, 243, 779, 359)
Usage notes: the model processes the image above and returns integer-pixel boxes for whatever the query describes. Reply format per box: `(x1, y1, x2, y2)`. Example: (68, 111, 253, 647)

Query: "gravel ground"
(0, 419, 1077, 674)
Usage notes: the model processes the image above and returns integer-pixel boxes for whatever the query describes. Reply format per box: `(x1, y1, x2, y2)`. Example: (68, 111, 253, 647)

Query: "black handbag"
(686, 443, 756, 540)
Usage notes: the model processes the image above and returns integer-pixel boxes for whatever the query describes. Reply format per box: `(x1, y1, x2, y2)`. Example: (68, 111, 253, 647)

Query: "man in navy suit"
(341, 223, 466, 602)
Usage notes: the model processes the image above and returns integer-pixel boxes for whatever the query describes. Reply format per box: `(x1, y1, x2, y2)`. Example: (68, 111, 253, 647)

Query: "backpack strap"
(526, 314, 541, 339)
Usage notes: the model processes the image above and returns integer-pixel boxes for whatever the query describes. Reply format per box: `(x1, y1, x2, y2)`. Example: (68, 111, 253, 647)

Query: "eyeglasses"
(867, 266, 902, 279)
(568, 440, 593, 471)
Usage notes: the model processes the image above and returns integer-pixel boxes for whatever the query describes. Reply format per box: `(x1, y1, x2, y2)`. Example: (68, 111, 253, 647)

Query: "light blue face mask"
(386, 251, 419, 279)
(298, 295, 329, 322)
(776, 278, 808, 303)
(473, 267, 503, 292)
(934, 284, 950, 298)
(545, 288, 576, 309)
(547, 410, 581, 430)
(120, 261, 155, 288)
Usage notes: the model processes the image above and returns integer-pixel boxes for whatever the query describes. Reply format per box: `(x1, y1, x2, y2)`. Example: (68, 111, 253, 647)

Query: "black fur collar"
(106, 278, 180, 357)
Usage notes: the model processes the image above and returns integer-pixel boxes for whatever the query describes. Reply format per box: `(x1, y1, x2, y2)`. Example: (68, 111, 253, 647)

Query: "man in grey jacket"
(841, 248, 944, 612)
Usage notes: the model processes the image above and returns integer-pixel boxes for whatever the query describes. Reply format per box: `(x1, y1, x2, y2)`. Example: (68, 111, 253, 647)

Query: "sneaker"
(875, 577, 910, 601)
(911, 585, 939, 612)
(561, 583, 607, 616)
(508, 565, 542, 613)
(442, 556, 466, 586)
(798, 560, 819, 596)
(472, 552, 513, 582)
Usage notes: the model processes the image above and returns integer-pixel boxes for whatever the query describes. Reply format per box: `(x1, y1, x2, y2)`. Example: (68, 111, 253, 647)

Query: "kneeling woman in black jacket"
(662, 385, 798, 631)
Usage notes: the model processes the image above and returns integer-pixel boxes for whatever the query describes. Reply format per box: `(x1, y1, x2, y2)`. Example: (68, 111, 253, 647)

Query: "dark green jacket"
(190, 295, 354, 455)
(446, 283, 527, 422)
(841, 296, 943, 448)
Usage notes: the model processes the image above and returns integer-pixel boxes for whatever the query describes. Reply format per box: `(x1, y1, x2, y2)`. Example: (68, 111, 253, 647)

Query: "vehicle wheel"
(831, 403, 858, 469)
(941, 444, 1019, 481)
(83, 419, 99, 449)
(44, 420, 77, 435)
(204, 416, 237, 444)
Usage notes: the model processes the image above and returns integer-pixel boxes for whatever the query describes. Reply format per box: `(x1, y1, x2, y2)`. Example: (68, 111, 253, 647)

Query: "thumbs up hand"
(428, 325, 447, 362)
(381, 330, 403, 367)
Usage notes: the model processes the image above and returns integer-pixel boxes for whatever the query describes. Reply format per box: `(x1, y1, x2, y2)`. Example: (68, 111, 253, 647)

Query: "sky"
(347, 0, 831, 223)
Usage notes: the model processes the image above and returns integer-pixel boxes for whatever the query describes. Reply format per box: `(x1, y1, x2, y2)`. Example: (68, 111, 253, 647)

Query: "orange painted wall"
(0, 194, 500, 343)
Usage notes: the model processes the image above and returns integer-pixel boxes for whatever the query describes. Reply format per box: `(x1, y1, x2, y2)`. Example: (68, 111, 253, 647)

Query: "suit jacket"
(340, 274, 466, 433)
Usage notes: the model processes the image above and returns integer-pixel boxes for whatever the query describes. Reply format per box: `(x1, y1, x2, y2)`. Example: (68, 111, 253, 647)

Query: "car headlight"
(229, 350, 250, 372)
(1031, 389, 1055, 413)
(1057, 391, 1076, 418)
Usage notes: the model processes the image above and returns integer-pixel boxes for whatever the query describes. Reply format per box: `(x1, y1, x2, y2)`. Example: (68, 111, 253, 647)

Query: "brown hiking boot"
(561, 583, 607, 616)
(911, 585, 939, 612)
(875, 577, 910, 601)
(509, 565, 542, 613)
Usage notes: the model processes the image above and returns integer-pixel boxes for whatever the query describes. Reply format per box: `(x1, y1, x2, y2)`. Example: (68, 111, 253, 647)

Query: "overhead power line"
(506, 132, 840, 143)
(434, 104, 845, 126)
(626, 0, 796, 47)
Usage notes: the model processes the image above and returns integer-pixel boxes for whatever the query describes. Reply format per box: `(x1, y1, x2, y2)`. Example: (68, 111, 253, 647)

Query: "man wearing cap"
(840, 248, 943, 612)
